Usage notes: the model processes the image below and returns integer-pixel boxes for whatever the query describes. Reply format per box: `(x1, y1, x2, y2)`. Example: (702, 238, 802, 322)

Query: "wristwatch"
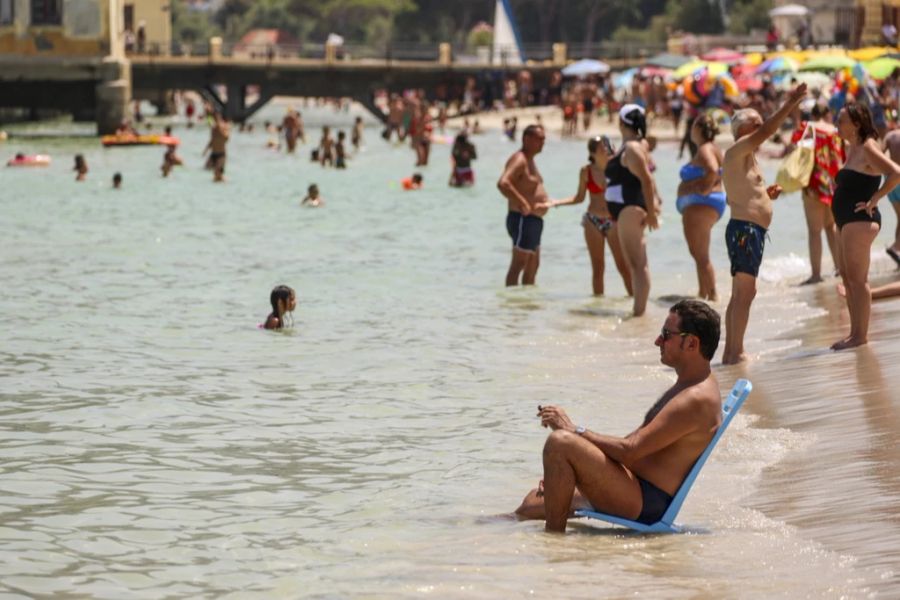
(575, 425, 586, 435)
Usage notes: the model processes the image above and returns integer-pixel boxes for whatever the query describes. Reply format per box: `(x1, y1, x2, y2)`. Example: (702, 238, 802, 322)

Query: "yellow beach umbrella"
(849, 46, 893, 62)
(672, 60, 728, 80)
(768, 50, 809, 66)
(744, 52, 764, 67)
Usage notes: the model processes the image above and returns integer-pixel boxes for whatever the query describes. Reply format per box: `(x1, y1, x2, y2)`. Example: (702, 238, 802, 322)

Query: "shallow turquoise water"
(1, 103, 897, 597)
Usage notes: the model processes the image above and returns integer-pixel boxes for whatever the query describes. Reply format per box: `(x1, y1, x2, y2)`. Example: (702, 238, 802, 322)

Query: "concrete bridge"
(129, 54, 569, 123)
(0, 47, 644, 131)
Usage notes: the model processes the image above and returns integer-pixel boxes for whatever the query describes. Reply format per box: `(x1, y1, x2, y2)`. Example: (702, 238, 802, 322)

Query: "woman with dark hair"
(676, 113, 725, 300)
(605, 104, 660, 316)
(550, 135, 632, 296)
(830, 103, 900, 350)
(263, 285, 297, 330)
(449, 132, 477, 187)
(790, 103, 844, 284)
(73, 154, 88, 181)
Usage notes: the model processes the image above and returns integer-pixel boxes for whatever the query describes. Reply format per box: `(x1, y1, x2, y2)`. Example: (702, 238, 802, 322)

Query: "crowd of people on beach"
(7, 43, 900, 541)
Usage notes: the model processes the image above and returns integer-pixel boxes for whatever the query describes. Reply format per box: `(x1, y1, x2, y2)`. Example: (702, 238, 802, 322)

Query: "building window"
(31, 0, 62, 25)
(1, 0, 13, 25)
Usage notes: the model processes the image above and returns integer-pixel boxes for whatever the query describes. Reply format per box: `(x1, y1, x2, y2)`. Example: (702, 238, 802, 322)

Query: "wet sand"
(719, 270, 900, 594)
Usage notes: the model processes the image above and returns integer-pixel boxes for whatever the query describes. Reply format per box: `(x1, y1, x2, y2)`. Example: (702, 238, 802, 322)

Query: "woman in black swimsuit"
(831, 103, 900, 350)
(605, 104, 661, 317)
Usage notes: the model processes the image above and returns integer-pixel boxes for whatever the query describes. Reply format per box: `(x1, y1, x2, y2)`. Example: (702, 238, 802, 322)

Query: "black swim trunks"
(506, 211, 543, 252)
(636, 477, 674, 524)
(725, 218, 767, 278)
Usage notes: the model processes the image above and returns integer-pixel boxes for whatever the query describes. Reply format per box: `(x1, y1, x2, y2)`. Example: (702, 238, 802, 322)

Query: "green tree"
(171, 0, 221, 45)
(727, 0, 773, 35)
(672, 0, 723, 35)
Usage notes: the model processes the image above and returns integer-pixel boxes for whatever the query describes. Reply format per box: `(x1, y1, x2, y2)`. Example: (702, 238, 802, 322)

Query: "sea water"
(1, 102, 898, 598)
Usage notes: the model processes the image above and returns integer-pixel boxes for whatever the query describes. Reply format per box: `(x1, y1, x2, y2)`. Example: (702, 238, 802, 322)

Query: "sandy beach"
(725, 269, 900, 594)
(446, 104, 702, 143)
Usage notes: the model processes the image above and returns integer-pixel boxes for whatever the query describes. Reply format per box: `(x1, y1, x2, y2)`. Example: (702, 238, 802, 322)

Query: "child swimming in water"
(402, 173, 423, 190)
(302, 184, 324, 207)
(263, 285, 297, 329)
(74, 154, 88, 181)
(112, 172, 122, 188)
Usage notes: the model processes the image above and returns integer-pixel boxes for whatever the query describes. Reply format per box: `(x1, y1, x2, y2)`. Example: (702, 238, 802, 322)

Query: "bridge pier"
(96, 57, 131, 134)
(358, 93, 388, 124)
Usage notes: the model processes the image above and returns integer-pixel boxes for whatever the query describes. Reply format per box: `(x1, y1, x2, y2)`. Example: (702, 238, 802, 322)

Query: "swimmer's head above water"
(264, 284, 297, 330)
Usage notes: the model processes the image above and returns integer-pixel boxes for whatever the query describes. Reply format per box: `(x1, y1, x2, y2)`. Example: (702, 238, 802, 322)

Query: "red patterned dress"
(791, 122, 845, 205)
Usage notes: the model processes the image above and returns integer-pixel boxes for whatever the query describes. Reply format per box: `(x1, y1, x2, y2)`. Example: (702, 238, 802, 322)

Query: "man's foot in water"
(800, 275, 823, 285)
(831, 336, 867, 351)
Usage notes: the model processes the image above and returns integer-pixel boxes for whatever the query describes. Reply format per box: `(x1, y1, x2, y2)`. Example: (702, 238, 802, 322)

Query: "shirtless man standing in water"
(497, 125, 556, 286)
(721, 83, 806, 364)
(203, 112, 230, 182)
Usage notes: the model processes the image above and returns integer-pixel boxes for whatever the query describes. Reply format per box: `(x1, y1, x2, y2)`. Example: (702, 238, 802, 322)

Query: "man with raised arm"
(721, 83, 808, 364)
(497, 125, 556, 286)
(514, 300, 722, 533)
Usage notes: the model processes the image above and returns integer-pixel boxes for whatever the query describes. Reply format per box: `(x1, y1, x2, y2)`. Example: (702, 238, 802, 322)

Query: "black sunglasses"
(660, 327, 690, 341)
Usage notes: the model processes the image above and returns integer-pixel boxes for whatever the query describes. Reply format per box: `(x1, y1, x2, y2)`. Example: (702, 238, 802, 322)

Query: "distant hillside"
(172, 0, 772, 48)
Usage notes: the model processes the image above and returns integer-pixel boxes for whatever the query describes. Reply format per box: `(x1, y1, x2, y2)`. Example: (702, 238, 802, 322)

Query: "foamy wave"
(758, 252, 815, 284)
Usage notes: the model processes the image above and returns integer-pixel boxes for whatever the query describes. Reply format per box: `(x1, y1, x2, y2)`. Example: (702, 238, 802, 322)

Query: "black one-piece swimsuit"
(832, 169, 882, 231)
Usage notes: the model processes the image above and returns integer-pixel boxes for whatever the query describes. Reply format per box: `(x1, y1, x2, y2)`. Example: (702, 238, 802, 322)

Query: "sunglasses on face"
(660, 327, 689, 342)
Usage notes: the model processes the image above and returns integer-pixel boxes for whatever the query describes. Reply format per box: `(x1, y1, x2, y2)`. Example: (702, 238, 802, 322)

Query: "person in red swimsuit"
(790, 103, 845, 284)
(548, 136, 632, 296)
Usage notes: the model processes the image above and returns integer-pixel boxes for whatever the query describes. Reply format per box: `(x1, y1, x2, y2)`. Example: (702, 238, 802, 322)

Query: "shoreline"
(719, 264, 900, 594)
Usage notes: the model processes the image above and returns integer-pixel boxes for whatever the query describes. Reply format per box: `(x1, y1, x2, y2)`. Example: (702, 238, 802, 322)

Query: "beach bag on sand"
(775, 124, 814, 193)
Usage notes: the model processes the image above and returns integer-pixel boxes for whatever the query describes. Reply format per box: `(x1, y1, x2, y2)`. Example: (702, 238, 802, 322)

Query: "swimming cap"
(618, 104, 645, 126)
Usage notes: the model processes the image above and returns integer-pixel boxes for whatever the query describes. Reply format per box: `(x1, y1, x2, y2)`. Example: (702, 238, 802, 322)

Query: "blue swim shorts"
(725, 218, 767, 278)
(506, 211, 544, 252)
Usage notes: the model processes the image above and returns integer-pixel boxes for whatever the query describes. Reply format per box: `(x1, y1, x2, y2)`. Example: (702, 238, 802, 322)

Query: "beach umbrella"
(613, 67, 639, 89)
(861, 57, 900, 80)
(673, 60, 728, 80)
(848, 46, 892, 62)
(640, 65, 673, 78)
(799, 55, 857, 72)
(768, 4, 808, 17)
(790, 71, 833, 91)
(561, 59, 611, 76)
(643, 53, 693, 69)
(700, 47, 745, 64)
(756, 56, 799, 74)
(743, 52, 765, 67)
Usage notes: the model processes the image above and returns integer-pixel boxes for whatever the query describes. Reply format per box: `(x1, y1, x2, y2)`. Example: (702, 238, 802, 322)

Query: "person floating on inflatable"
(7, 153, 51, 167)
(402, 173, 423, 190)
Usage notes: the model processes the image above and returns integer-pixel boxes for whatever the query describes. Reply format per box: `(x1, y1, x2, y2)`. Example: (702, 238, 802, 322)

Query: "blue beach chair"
(574, 379, 752, 533)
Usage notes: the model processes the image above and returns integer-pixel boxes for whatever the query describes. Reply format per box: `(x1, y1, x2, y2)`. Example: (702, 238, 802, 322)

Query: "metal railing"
(132, 39, 676, 64)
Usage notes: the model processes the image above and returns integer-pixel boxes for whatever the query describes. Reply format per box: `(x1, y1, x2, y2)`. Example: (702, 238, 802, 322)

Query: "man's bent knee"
(543, 429, 579, 458)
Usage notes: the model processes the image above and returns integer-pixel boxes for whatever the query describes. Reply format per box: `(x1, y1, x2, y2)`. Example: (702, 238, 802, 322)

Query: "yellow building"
(0, 0, 132, 132)
(123, 0, 170, 55)
(857, 0, 900, 46)
(0, 0, 125, 56)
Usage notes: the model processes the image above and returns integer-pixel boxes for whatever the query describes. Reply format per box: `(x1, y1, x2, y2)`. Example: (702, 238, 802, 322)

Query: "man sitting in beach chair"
(515, 300, 722, 533)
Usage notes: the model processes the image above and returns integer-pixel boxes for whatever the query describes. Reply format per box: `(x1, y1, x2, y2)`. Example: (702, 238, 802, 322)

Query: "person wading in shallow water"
(514, 300, 722, 533)
(721, 83, 807, 364)
(497, 125, 561, 287)
(203, 112, 230, 183)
